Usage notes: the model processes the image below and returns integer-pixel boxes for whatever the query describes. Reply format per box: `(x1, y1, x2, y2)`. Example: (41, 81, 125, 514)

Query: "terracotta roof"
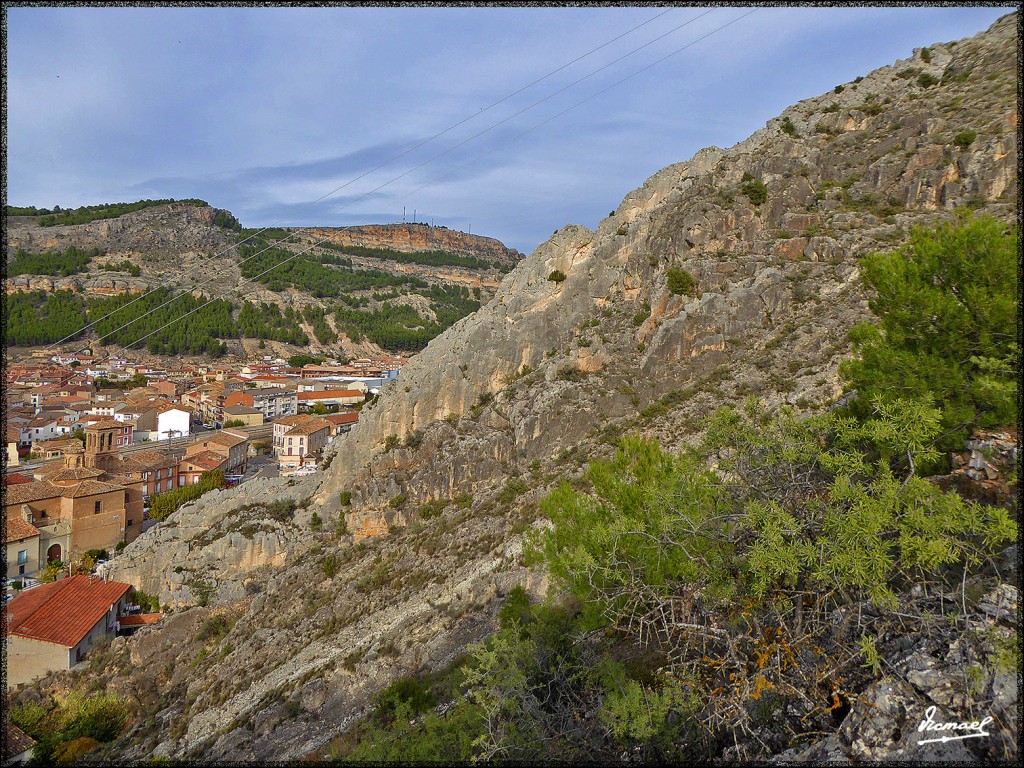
(5, 515, 41, 543)
(42, 466, 106, 483)
(87, 418, 124, 429)
(286, 418, 331, 437)
(64, 479, 127, 498)
(274, 414, 316, 427)
(3, 481, 62, 506)
(118, 450, 178, 474)
(25, 416, 61, 428)
(205, 431, 246, 448)
(297, 390, 364, 401)
(4, 574, 132, 647)
(3, 473, 35, 486)
(5, 722, 36, 757)
(118, 612, 162, 627)
(183, 450, 226, 470)
(325, 412, 359, 425)
(34, 438, 83, 451)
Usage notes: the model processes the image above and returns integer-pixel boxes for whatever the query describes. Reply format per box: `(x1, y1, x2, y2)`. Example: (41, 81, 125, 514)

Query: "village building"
(5, 514, 41, 580)
(3, 575, 134, 687)
(222, 404, 264, 426)
(272, 414, 331, 470)
(3, 422, 146, 565)
(296, 389, 365, 410)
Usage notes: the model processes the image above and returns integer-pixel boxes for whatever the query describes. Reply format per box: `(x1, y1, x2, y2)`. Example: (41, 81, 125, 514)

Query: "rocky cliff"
(293, 223, 523, 267)
(13, 13, 1018, 764)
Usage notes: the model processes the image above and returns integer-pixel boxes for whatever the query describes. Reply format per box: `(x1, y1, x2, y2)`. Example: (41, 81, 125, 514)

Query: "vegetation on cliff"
(3, 287, 307, 351)
(6, 245, 100, 277)
(5, 198, 210, 227)
(841, 213, 1019, 446)
(326, 215, 1018, 763)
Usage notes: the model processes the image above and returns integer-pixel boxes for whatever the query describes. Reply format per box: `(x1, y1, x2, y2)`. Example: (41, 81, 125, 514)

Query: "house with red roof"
(324, 411, 359, 435)
(3, 574, 133, 687)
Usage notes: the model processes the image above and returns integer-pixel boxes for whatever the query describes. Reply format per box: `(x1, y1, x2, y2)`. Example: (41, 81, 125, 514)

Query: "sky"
(5, 4, 1016, 255)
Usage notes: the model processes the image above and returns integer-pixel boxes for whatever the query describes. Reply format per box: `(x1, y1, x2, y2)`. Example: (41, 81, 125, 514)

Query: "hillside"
(7, 14, 1018, 765)
(4, 205, 521, 360)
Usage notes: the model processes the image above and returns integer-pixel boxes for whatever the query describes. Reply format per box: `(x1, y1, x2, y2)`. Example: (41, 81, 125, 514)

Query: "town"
(3, 348, 406, 690)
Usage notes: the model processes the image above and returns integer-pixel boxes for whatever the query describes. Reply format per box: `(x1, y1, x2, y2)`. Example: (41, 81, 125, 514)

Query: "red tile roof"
(5, 515, 40, 543)
(3, 481, 62, 505)
(118, 612, 162, 627)
(4, 473, 35, 486)
(4, 575, 132, 648)
(183, 450, 226, 471)
(325, 412, 359, 425)
(297, 389, 364, 401)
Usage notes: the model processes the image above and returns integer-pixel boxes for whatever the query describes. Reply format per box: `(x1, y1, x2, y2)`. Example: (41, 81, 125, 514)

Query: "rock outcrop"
(294, 223, 523, 267)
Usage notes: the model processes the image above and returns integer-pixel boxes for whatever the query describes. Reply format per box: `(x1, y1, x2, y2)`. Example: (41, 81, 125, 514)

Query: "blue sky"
(5, 4, 1015, 254)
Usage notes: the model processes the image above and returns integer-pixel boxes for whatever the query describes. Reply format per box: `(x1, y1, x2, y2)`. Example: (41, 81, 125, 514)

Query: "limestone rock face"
(295, 223, 523, 266)
(315, 11, 1017, 529)
(5, 203, 236, 261)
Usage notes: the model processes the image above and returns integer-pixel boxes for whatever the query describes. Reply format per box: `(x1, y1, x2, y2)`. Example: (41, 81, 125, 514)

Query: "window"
(193, 476, 199, 485)
(94, 500, 102, 514)
(156, 469, 162, 479)
(17, 550, 27, 565)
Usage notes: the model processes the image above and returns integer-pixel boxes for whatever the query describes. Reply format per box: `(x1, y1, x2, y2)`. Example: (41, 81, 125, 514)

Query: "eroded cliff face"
(294, 223, 523, 266)
(23, 14, 1019, 764)
(315, 12, 1017, 537)
(5, 203, 237, 263)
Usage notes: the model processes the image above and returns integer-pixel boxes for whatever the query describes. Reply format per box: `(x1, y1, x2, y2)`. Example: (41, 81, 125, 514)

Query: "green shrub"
(665, 267, 697, 296)
(321, 553, 340, 578)
(418, 499, 447, 519)
(310, 512, 323, 531)
(953, 129, 977, 149)
(383, 435, 399, 452)
(498, 478, 530, 505)
(339, 490, 352, 506)
(148, 470, 225, 521)
(196, 615, 229, 642)
(841, 214, 1018, 443)
(547, 270, 567, 283)
(556, 365, 588, 382)
(917, 72, 939, 88)
(740, 177, 768, 206)
(780, 116, 798, 137)
(389, 494, 407, 509)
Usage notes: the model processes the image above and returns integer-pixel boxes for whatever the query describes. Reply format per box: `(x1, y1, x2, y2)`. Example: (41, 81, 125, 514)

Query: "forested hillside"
(4, 202, 513, 358)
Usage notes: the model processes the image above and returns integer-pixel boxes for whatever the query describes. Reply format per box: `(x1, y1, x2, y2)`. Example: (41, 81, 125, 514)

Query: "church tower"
(84, 420, 122, 471)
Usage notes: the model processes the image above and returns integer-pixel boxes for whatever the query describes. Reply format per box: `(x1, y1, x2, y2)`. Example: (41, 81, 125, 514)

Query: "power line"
(84, 9, 756, 357)
(64, 9, 719, 356)
(404, 10, 759, 204)
(43, 8, 676, 352)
